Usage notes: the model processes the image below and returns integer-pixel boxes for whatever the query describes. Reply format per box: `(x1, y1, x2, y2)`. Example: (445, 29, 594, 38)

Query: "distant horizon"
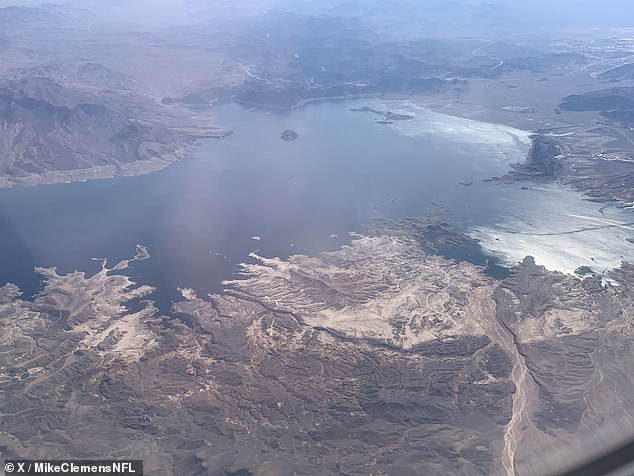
(1, 0, 634, 28)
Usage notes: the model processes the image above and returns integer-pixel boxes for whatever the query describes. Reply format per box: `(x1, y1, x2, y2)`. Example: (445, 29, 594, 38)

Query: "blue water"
(0, 99, 537, 311)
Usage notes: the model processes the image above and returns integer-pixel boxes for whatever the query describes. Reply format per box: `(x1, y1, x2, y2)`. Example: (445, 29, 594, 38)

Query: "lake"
(0, 99, 632, 312)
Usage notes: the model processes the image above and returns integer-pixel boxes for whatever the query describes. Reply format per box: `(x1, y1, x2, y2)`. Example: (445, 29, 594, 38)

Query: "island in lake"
(281, 129, 300, 141)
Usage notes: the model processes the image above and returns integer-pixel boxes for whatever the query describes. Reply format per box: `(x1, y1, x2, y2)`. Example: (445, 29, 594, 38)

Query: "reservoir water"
(0, 99, 632, 311)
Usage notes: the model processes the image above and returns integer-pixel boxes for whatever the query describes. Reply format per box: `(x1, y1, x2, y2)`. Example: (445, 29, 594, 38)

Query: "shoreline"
(0, 142, 200, 189)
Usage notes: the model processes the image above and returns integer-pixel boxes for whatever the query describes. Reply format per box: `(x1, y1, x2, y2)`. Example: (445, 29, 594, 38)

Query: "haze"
(2, 0, 634, 28)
